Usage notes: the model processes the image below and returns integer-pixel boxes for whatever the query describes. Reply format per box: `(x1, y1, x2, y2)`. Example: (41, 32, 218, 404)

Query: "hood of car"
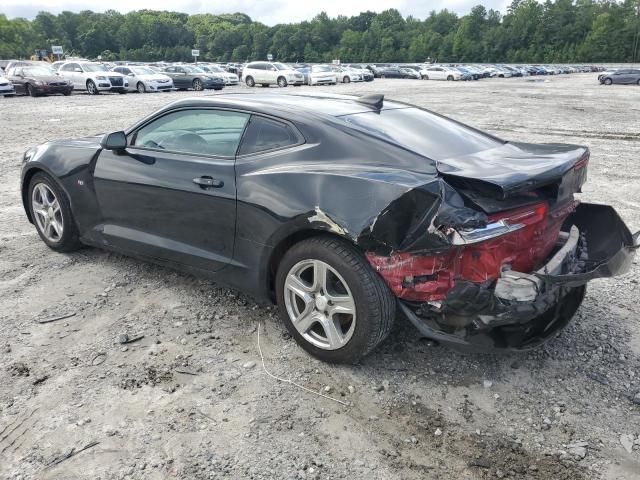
(28, 75, 66, 82)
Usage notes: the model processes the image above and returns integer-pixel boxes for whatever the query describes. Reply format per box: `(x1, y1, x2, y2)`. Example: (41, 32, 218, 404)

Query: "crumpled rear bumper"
(400, 203, 638, 352)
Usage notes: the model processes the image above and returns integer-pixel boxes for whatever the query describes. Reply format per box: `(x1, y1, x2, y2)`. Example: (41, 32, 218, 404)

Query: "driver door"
(93, 108, 250, 272)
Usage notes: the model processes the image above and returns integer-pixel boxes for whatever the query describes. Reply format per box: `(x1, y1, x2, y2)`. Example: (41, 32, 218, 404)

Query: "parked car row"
(0, 58, 613, 97)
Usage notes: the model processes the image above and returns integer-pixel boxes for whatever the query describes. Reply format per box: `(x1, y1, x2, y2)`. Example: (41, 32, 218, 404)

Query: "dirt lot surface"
(1, 74, 639, 480)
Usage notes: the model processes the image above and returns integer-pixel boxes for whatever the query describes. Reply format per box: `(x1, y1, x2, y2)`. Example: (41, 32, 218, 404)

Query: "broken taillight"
(367, 201, 576, 302)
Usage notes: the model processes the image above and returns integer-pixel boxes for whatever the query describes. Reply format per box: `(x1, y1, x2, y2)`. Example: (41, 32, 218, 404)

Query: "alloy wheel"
(87, 81, 97, 94)
(193, 79, 203, 91)
(283, 259, 356, 350)
(31, 183, 64, 243)
(137, 82, 146, 93)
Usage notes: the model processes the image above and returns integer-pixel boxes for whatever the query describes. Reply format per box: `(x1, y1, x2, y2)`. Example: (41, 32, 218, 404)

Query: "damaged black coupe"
(21, 93, 638, 363)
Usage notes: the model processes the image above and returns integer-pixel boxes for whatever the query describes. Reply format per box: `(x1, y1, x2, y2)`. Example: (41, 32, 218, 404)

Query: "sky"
(2, 0, 511, 25)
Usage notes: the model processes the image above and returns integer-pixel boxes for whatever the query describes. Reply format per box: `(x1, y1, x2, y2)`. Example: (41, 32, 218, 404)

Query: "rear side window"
(342, 107, 503, 161)
(238, 116, 300, 155)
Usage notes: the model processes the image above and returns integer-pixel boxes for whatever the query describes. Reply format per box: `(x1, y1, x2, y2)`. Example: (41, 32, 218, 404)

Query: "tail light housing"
(367, 201, 576, 302)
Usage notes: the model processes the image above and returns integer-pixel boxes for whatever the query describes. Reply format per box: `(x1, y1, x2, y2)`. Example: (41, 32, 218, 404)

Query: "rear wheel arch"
(266, 229, 355, 300)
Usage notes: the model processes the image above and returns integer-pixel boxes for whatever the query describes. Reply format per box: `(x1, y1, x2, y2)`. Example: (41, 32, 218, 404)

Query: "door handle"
(193, 176, 224, 188)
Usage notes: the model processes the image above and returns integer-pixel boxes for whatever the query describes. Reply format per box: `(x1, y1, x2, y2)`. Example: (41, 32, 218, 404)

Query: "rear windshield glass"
(341, 107, 503, 160)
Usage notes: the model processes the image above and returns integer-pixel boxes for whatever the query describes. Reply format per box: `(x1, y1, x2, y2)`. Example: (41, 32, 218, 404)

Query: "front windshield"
(208, 65, 224, 72)
(131, 67, 155, 75)
(273, 63, 289, 71)
(81, 63, 109, 72)
(23, 67, 55, 76)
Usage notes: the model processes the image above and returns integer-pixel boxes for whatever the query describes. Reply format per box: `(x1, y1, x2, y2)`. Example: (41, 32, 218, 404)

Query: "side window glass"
(238, 116, 300, 155)
(133, 109, 250, 157)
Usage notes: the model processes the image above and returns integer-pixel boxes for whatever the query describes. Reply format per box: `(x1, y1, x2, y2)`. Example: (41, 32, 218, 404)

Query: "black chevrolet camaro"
(21, 93, 638, 363)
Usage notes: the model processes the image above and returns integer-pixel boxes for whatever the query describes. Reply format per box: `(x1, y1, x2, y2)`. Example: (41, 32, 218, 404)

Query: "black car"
(162, 65, 225, 91)
(6, 65, 73, 96)
(20, 93, 638, 364)
(379, 67, 415, 79)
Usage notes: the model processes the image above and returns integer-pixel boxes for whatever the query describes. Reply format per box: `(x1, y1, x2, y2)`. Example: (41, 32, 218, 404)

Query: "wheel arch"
(265, 228, 358, 301)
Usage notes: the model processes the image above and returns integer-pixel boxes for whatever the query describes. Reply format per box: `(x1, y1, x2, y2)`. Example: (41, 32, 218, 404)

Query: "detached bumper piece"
(400, 203, 638, 351)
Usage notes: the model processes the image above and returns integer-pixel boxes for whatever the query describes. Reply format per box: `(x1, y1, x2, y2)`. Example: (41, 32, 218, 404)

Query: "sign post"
(51, 45, 63, 61)
(192, 49, 200, 64)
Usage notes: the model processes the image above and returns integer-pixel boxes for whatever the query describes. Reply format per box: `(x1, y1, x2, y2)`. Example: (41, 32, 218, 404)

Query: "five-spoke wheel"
(31, 183, 63, 243)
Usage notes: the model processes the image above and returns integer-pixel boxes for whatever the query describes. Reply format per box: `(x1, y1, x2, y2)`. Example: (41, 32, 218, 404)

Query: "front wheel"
(86, 80, 99, 95)
(28, 172, 82, 252)
(277, 76, 288, 87)
(192, 78, 204, 91)
(276, 236, 395, 364)
(447, 75, 454, 81)
(137, 82, 146, 93)
(343, 76, 350, 83)
(26, 84, 37, 97)
(422, 74, 429, 80)
(245, 76, 255, 87)
(604, 78, 612, 85)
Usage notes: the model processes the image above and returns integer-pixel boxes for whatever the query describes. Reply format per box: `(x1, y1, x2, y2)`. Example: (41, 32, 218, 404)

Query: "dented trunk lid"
(436, 141, 589, 198)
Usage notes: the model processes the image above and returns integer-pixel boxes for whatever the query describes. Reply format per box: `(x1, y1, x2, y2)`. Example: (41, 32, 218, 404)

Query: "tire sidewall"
(27, 172, 80, 252)
(275, 237, 392, 363)
(277, 77, 287, 87)
(137, 82, 145, 93)
(245, 76, 255, 87)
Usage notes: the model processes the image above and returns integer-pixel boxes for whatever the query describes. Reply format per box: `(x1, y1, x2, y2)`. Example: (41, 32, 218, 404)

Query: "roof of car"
(162, 92, 409, 117)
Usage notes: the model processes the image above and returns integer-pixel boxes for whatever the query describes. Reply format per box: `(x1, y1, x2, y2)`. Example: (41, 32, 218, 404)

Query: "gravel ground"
(0, 74, 639, 480)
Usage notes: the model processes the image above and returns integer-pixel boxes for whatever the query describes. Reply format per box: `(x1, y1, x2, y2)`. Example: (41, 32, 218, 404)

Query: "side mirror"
(128, 73, 135, 76)
(100, 131, 127, 151)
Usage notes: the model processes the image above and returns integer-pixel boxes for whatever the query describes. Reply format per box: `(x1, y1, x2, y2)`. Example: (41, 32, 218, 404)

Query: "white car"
(419, 66, 462, 81)
(243, 61, 304, 87)
(333, 67, 364, 83)
(199, 65, 239, 85)
(308, 65, 338, 85)
(58, 61, 128, 94)
(112, 65, 174, 93)
(0, 73, 15, 96)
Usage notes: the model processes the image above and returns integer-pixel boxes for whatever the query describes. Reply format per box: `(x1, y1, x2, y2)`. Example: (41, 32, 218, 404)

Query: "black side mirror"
(101, 131, 127, 151)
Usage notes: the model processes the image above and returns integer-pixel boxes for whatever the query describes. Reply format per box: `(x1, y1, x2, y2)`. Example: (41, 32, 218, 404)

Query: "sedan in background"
(6, 65, 73, 96)
(112, 65, 174, 93)
(599, 69, 640, 85)
(198, 64, 240, 85)
(308, 65, 338, 85)
(331, 66, 364, 83)
(420, 66, 462, 81)
(379, 67, 415, 79)
(163, 65, 225, 91)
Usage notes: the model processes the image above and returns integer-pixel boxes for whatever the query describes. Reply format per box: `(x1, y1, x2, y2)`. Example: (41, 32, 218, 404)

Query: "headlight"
(96, 76, 106, 80)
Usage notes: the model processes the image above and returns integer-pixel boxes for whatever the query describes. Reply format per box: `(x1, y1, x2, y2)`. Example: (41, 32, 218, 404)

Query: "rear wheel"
(277, 76, 287, 87)
(276, 236, 395, 364)
(245, 76, 255, 87)
(28, 172, 81, 252)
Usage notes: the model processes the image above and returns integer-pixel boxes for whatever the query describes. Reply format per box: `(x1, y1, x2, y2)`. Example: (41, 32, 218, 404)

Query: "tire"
(275, 235, 395, 364)
(26, 84, 37, 97)
(63, 90, 71, 96)
(192, 78, 204, 91)
(422, 74, 429, 80)
(118, 90, 127, 94)
(604, 78, 612, 85)
(86, 80, 99, 95)
(277, 76, 287, 87)
(380, 74, 386, 79)
(28, 172, 82, 252)
(245, 76, 255, 87)
(447, 75, 454, 81)
(637, 79, 640, 85)
(136, 82, 146, 93)
(343, 76, 350, 83)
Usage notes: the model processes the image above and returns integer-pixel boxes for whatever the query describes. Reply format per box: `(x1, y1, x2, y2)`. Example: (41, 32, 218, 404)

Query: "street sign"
(51, 45, 63, 55)
(267, 53, 273, 61)
(332, 59, 340, 65)
(192, 49, 200, 57)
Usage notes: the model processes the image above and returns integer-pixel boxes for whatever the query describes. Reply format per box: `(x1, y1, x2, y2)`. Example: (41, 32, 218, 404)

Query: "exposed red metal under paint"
(367, 201, 577, 302)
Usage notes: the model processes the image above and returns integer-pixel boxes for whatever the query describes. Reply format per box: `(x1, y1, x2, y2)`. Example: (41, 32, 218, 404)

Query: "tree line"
(1, 1, 639, 64)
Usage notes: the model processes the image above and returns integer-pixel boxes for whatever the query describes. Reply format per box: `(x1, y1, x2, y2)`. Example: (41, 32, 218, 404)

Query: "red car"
(6, 65, 73, 97)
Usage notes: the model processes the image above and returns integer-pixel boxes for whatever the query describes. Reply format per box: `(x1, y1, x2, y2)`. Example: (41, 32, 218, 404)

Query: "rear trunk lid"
(436, 141, 589, 198)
